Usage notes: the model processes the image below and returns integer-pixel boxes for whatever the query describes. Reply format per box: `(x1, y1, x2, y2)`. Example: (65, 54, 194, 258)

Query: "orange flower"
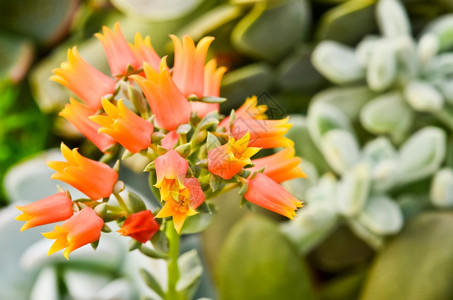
(42, 207, 104, 259)
(51, 47, 116, 109)
(161, 130, 179, 150)
(118, 210, 159, 243)
(191, 59, 227, 118)
(90, 99, 153, 153)
(130, 33, 160, 72)
(47, 143, 118, 200)
(60, 98, 116, 153)
(16, 192, 73, 232)
(231, 117, 293, 149)
(131, 59, 191, 131)
(249, 147, 307, 183)
(95, 23, 140, 76)
(219, 96, 267, 128)
(208, 133, 261, 179)
(244, 173, 302, 219)
(171, 35, 214, 98)
(154, 150, 188, 201)
(156, 178, 205, 233)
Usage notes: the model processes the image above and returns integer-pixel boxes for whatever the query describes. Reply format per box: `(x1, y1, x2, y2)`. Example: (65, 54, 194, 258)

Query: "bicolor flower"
(51, 47, 116, 109)
(219, 96, 267, 128)
(231, 117, 293, 149)
(208, 133, 261, 180)
(42, 207, 104, 259)
(171, 35, 214, 98)
(154, 150, 189, 201)
(118, 210, 160, 243)
(47, 143, 118, 200)
(156, 178, 205, 233)
(249, 147, 307, 183)
(191, 59, 227, 118)
(16, 192, 73, 232)
(60, 98, 116, 153)
(131, 59, 191, 131)
(90, 98, 153, 153)
(130, 33, 160, 71)
(95, 22, 140, 76)
(244, 173, 302, 219)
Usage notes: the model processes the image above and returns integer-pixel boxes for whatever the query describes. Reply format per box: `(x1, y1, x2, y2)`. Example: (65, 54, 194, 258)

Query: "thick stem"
(166, 221, 181, 300)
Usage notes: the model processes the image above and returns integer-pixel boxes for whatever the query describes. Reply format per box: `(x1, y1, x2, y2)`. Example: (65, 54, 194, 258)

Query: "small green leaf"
(404, 80, 444, 112)
(312, 41, 365, 84)
(398, 127, 446, 185)
(376, 0, 410, 38)
(176, 250, 203, 298)
(181, 211, 216, 234)
(126, 191, 147, 213)
(321, 129, 360, 175)
(140, 269, 165, 298)
(209, 174, 223, 192)
(336, 163, 370, 216)
(360, 92, 414, 143)
(151, 229, 170, 253)
(430, 168, 453, 208)
(206, 132, 221, 152)
(139, 245, 169, 259)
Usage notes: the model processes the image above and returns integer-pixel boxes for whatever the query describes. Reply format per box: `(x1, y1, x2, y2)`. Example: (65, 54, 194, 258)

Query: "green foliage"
(360, 212, 453, 300)
(217, 214, 314, 300)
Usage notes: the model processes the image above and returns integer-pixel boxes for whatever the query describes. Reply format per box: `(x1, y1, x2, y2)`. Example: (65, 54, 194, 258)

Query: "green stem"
(113, 193, 129, 214)
(166, 221, 181, 300)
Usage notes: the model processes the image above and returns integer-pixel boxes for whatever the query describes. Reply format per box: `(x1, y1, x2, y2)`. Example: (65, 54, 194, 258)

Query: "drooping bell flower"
(51, 47, 116, 110)
(170, 35, 214, 98)
(219, 96, 267, 128)
(47, 143, 118, 200)
(208, 133, 261, 180)
(244, 173, 302, 219)
(231, 117, 293, 149)
(90, 99, 153, 153)
(60, 98, 116, 153)
(154, 150, 189, 201)
(130, 33, 160, 71)
(191, 59, 227, 118)
(156, 178, 205, 233)
(118, 210, 159, 243)
(42, 207, 104, 259)
(249, 147, 307, 183)
(16, 192, 74, 232)
(95, 22, 140, 76)
(131, 59, 191, 131)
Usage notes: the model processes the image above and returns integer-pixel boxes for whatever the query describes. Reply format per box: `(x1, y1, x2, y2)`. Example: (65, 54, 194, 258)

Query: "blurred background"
(1, 0, 453, 299)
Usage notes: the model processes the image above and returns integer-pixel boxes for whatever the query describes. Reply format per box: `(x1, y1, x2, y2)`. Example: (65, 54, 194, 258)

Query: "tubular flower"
(171, 35, 215, 98)
(51, 47, 116, 110)
(130, 33, 160, 71)
(244, 173, 303, 219)
(42, 207, 104, 260)
(231, 117, 293, 149)
(95, 22, 140, 76)
(249, 147, 307, 183)
(60, 98, 116, 153)
(118, 210, 160, 243)
(154, 150, 189, 201)
(191, 59, 227, 118)
(90, 99, 153, 153)
(219, 96, 267, 128)
(16, 192, 73, 232)
(208, 133, 261, 180)
(47, 143, 118, 200)
(156, 178, 205, 233)
(131, 59, 191, 131)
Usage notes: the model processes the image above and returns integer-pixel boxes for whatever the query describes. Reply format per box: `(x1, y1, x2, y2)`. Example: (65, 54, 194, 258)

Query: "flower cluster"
(16, 23, 306, 260)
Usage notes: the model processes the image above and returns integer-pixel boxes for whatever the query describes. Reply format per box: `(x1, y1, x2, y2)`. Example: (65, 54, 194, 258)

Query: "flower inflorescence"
(16, 22, 306, 259)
